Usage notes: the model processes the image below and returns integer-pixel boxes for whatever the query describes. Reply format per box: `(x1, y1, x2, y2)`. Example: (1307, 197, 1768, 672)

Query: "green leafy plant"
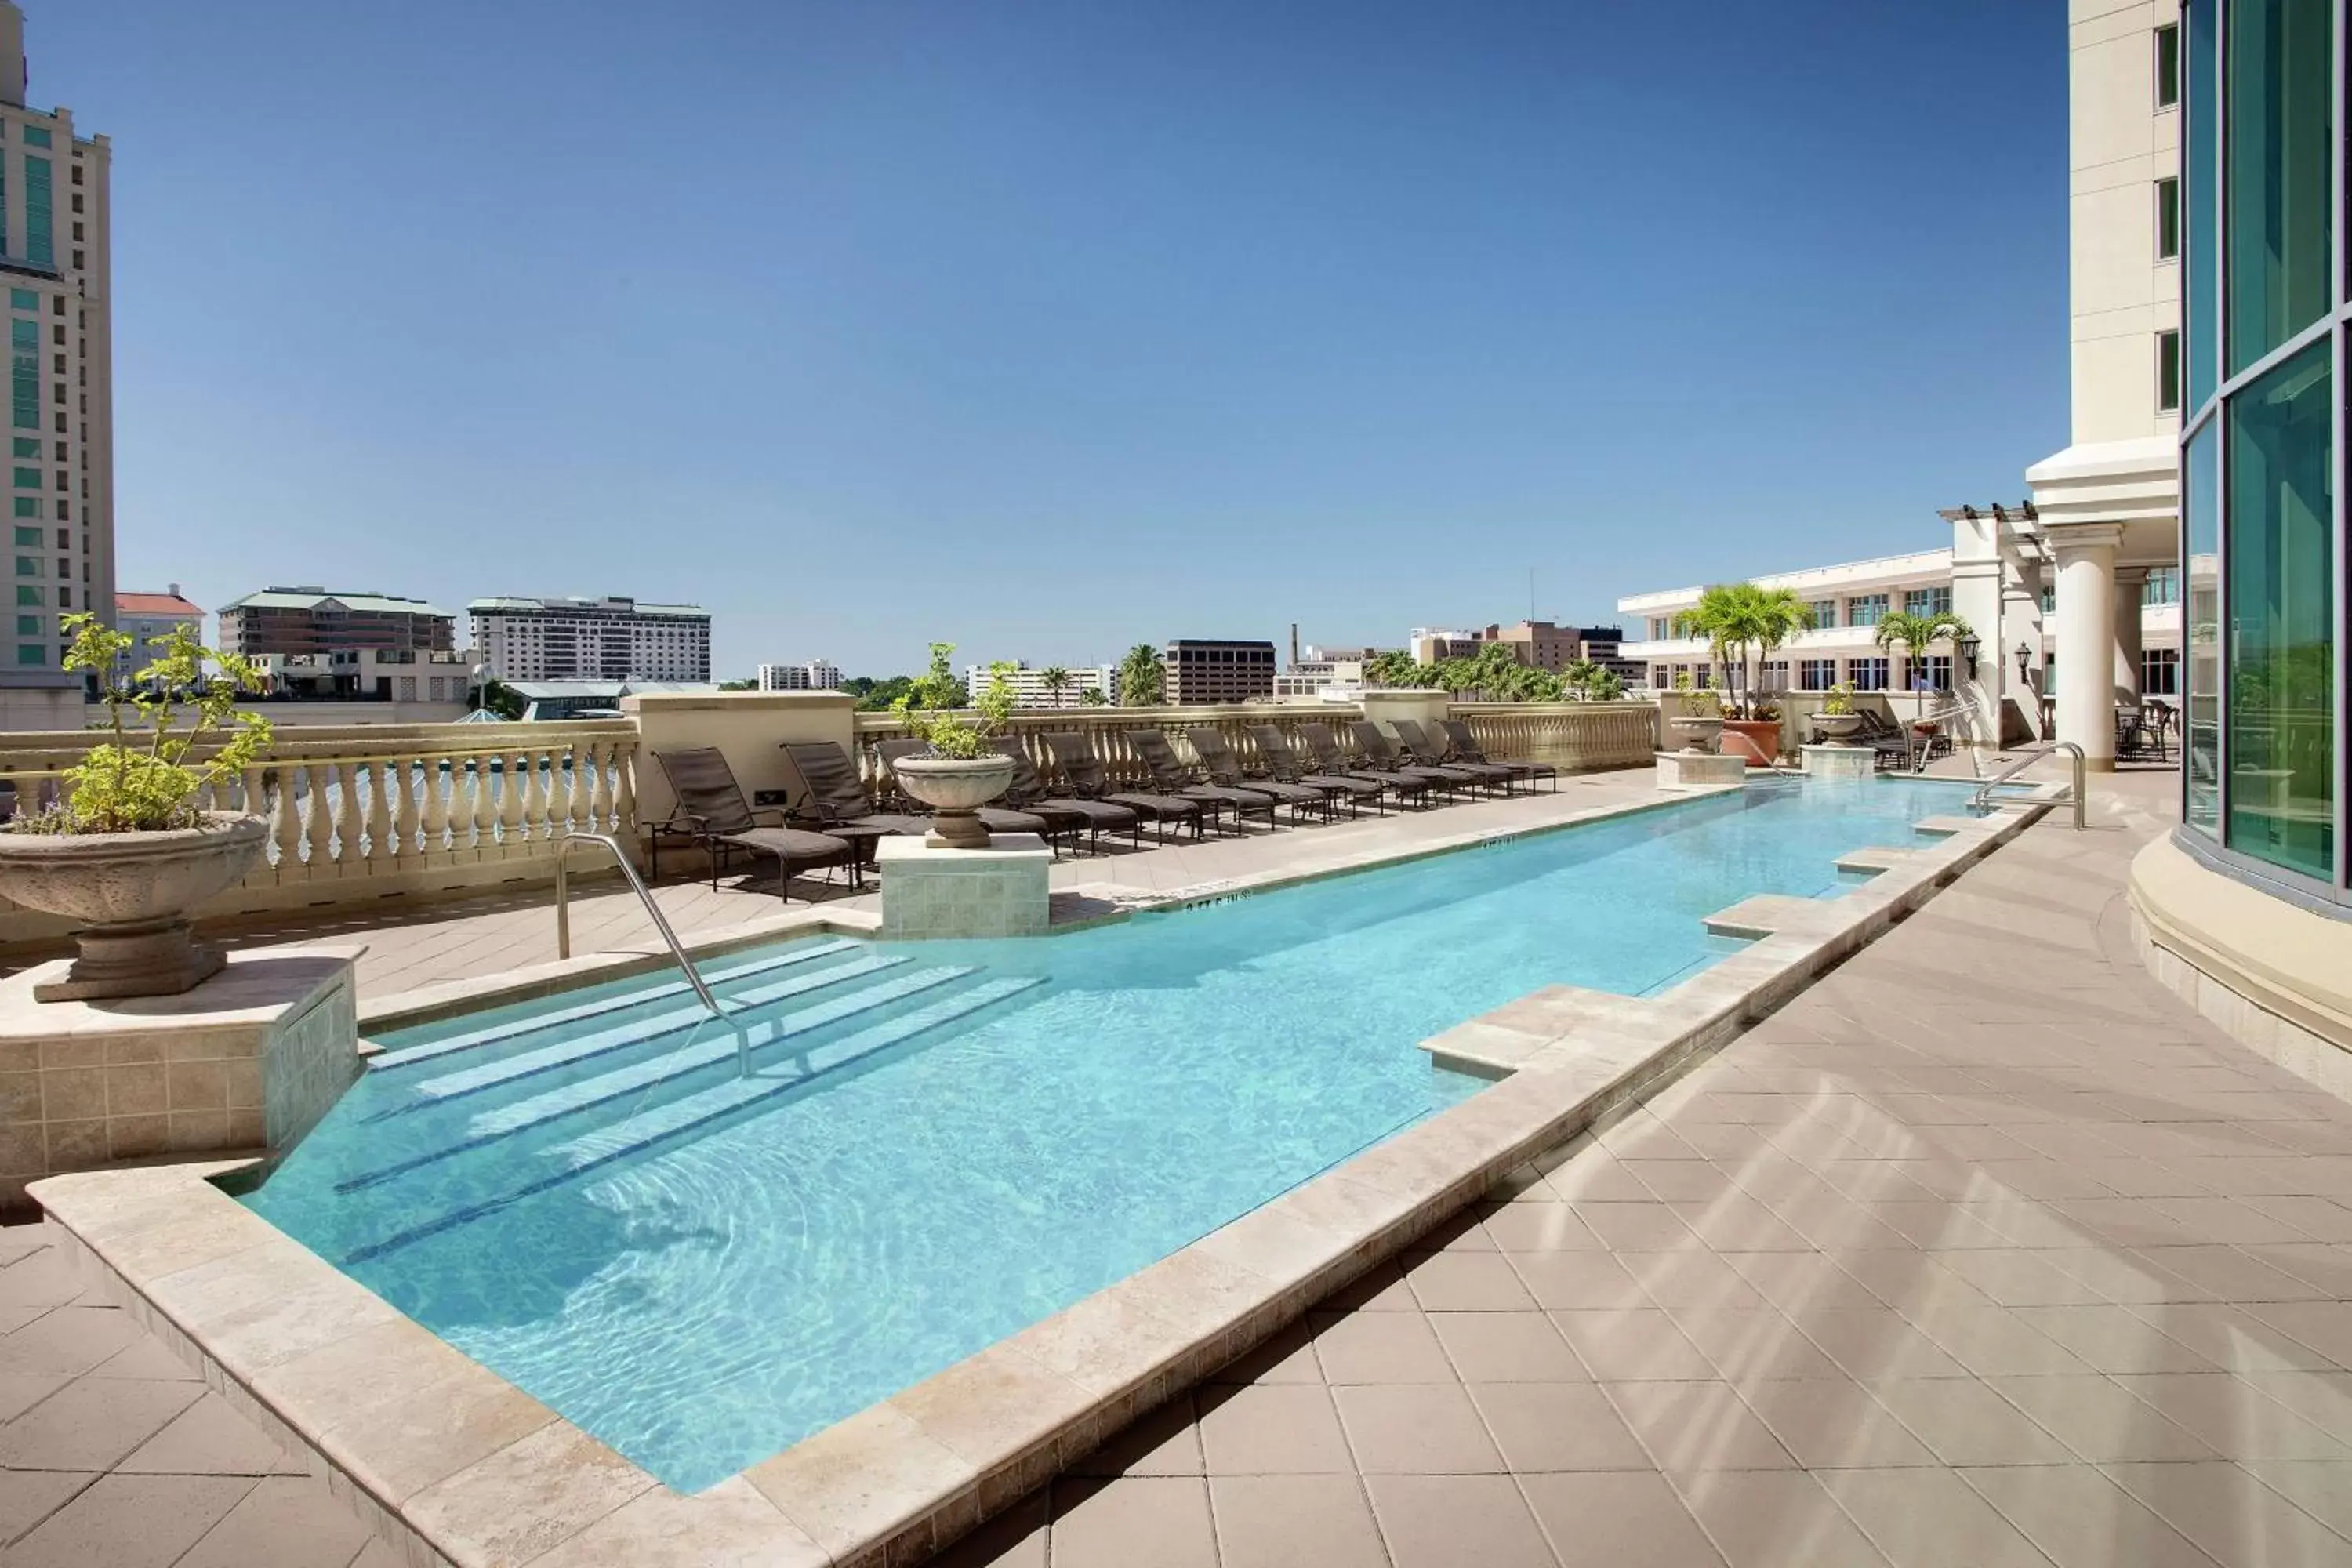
(1820, 681, 1857, 717)
(1874, 609, 1973, 727)
(1117, 643, 1166, 707)
(1363, 649, 1443, 689)
(16, 613, 274, 834)
(891, 643, 1015, 760)
(1040, 665, 1071, 708)
(1685, 583, 1813, 720)
(1564, 659, 1624, 702)
(1669, 670, 1722, 719)
(1079, 686, 1109, 707)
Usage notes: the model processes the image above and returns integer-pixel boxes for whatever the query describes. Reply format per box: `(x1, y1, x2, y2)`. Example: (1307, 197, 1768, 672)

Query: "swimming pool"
(245, 774, 1978, 1491)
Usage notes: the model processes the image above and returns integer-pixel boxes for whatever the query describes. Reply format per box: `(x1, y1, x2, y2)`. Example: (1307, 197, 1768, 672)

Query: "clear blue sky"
(50, 0, 2064, 678)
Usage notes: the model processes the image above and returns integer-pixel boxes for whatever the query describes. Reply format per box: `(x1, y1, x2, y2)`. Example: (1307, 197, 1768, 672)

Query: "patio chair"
(1040, 732, 1205, 842)
(1297, 722, 1433, 809)
(1849, 711, 1914, 773)
(872, 739, 1058, 843)
(1390, 720, 1519, 793)
(651, 747, 858, 902)
(992, 739, 1138, 852)
(1185, 728, 1331, 823)
(1127, 729, 1279, 833)
(1248, 725, 1385, 817)
(1439, 718, 1558, 792)
(779, 741, 932, 864)
(1348, 721, 1478, 801)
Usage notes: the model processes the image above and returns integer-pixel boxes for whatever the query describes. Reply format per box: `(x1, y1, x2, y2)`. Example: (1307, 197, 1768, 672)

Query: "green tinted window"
(21, 127, 49, 149)
(16, 644, 41, 667)
(10, 499, 34, 518)
(24, 157, 51, 269)
(12, 350, 35, 430)
(2225, 0, 2332, 372)
(7, 290, 34, 314)
(13, 467, 38, 489)
(2185, 421, 2220, 834)
(14, 557, 34, 577)
(11, 527, 35, 546)
(13, 615, 35, 637)
(2158, 331, 2183, 411)
(10, 440, 34, 459)
(13, 586, 36, 607)
(11, 321, 34, 351)
(2224, 339, 2333, 876)
(2157, 177, 2180, 260)
(2156, 24, 2180, 107)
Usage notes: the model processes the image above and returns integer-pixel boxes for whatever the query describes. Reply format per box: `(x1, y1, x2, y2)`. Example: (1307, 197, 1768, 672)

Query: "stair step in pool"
(370, 938, 861, 1070)
(554, 975, 1047, 1169)
(336, 964, 982, 1192)
(342, 975, 1048, 1264)
(395, 955, 911, 1108)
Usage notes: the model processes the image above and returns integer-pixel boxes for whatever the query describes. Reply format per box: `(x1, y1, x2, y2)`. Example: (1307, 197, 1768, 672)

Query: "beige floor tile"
(2104, 1460, 2352, 1568)
(3, 1472, 255, 1568)
(2005, 1303, 2222, 1374)
(1549, 1309, 1718, 1381)
(2109, 1371, 2352, 1460)
(1428, 1312, 1588, 1383)
(1, 1307, 149, 1377)
(114, 1391, 307, 1478)
(1958, 1464, 2216, 1568)
(1208, 1474, 1387, 1568)
(1793, 1308, 1973, 1381)
(1573, 1202, 1701, 1251)
(1675, 1469, 1893, 1568)
(1068, 1395, 1202, 1479)
(1817, 1467, 2055, 1568)
(930, 1495, 1046, 1568)
(1310, 1309, 1456, 1384)
(0, 1375, 204, 1472)
(1362, 1473, 1559, 1568)
(1862, 1377, 2078, 1467)
(2237, 1459, 2352, 1540)
(1403, 1250, 1538, 1312)
(1715, 1252, 1886, 1313)
(1465, 1381, 1652, 1473)
(1047, 1476, 1217, 1568)
(0, 1469, 95, 1547)
(1521, 1470, 1726, 1566)
(1480, 1200, 1604, 1252)
(1602, 1380, 1797, 1475)
(171, 1475, 376, 1568)
(1737, 1377, 1939, 1469)
(1982, 1372, 2219, 1463)
(1332, 1383, 1505, 1475)
(1195, 1383, 1353, 1475)
(1507, 1250, 1650, 1311)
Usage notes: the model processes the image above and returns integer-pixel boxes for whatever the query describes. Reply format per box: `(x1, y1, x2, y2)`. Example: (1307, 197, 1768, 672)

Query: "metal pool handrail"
(1971, 741, 2085, 830)
(554, 830, 725, 1018)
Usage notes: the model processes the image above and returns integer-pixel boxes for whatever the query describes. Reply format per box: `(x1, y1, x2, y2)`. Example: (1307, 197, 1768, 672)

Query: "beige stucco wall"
(624, 690, 857, 828)
(2068, 0, 2182, 448)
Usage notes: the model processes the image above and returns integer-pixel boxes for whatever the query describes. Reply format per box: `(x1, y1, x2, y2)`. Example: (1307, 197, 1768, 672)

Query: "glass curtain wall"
(2183, 0, 2347, 895)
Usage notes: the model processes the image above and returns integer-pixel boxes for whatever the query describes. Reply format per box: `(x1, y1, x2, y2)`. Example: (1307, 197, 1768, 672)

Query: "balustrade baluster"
(270, 764, 301, 869)
(470, 750, 497, 850)
(421, 755, 452, 855)
(362, 757, 392, 867)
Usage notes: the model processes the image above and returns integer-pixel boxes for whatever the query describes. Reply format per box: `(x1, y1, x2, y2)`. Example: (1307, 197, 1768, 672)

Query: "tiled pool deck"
(8, 765, 2352, 1566)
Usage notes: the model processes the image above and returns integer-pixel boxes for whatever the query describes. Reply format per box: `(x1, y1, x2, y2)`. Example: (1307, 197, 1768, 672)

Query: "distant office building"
(219, 587, 454, 655)
(470, 596, 711, 682)
(757, 659, 841, 691)
(111, 585, 200, 679)
(1274, 644, 1381, 702)
(965, 662, 1116, 708)
(1478, 621, 1635, 679)
(0, 0, 114, 710)
(1165, 640, 1275, 704)
(1408, 628, 1483, 665)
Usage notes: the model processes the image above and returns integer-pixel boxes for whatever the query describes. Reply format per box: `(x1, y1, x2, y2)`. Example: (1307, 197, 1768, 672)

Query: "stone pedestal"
(1654, 751, 1748, 791)
(879, 834, 1052, 940)
(0, 944, 364, 1212)
(1801, 743, 1875, 781)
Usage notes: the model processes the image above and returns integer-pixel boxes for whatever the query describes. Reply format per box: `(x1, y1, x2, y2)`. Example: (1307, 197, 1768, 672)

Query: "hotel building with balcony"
(757, 660, 843, 692)
(470, 596, 711, 684)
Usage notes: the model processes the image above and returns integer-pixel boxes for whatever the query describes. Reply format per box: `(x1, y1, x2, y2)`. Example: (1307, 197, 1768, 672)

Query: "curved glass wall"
(2182, 0, 2348, 901)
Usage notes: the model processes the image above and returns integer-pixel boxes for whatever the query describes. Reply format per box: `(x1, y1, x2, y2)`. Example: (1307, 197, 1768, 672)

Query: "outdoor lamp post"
(1957, 633, 1980, 678)
(2013, 641, 2033, 685)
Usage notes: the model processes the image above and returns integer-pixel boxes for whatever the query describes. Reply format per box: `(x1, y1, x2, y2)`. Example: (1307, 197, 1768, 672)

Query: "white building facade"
(757, 660, 842, 691)
(470, 597, 711, 683)
(0, 1, 111, 727)
(964, 662, 1116, 708)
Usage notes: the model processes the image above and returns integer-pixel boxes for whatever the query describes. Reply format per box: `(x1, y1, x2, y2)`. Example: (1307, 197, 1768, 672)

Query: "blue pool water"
(245, 775, 1977, 1490)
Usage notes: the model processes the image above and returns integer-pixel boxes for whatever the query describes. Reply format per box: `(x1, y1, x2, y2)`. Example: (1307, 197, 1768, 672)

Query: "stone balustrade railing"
(0, 721, 639, 946)
(1452, 702, 1660, 771)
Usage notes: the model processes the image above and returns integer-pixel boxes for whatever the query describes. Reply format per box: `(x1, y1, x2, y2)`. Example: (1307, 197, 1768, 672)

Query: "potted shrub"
(1686, 583, 1812, 768)
(1815, 682, 1864, 742)
(1664, 671, 1724, 754)
(0, 615, 274, 1000)
(889, 645, 1018, 849)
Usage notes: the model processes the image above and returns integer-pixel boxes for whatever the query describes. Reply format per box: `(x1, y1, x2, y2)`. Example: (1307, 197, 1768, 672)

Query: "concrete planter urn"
(1720, 719, 1783, 769)
(0, 812, 267, 1001)
(1666, 717, 1722, 755)
(891, 755, 1017, 850)
(1814, 713, 1864, 742)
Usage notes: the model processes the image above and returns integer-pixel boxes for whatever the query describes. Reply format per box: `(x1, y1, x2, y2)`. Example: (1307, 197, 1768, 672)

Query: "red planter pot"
(1719, 719, 1783, 769)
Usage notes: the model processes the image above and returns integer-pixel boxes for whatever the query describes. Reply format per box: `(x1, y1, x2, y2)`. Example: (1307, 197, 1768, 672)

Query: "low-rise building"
(1274, 644, 1379, 702)
(218, 587, 455, 657)
(1165, 640, 1275, 704)
(964, 662, 1116, 708)
(111, 586, 201, 680)
(249, 647, 475, 703)
(757, 660, 842, 691)
(470, 597, 711, 683)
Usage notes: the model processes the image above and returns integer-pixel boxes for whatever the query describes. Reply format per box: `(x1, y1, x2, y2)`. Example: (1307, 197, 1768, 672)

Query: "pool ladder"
(1971, 742, 2085, 829)
(554, 831, 728, 1020)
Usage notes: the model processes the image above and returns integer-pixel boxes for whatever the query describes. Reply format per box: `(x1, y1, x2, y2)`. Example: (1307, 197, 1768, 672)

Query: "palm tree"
(1117, 644, 1165, 707)
(1040, 665, 1071, 709)
(1684, 583, 1813, 720)
(1874, 609, 1973, 729)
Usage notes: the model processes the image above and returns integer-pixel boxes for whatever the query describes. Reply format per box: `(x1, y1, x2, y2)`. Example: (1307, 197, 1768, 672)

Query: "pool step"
(334, 966, 984, 1192)
(342, 973, 1047, 1264)
(369, 939, 861, 1071)
(391, 956, 911, 1109)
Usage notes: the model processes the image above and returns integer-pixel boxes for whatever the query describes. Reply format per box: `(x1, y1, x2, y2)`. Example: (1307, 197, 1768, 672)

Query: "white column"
(2113, 568, 2147, 705)
(1948, 509, 2005, 756)
(2000, 537, 2048, 740)
(2050, 524, 2121, 771)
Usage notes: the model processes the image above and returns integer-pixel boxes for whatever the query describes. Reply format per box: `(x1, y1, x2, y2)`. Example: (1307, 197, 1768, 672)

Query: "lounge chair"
(1247, 725, 1385, 816)
(1298, 722, 1432, 809)
(1040, 733, 1205, 842)
(779, 740, 933, 863)
(1127, 729, 1278, 833)
(1348, 721, 1478, 800)
(1390, 720, 1519, 793)
(1185, 728, 1331, 823)
(1439, 718, 1557, 792)
(871, 739, 1058, 842)
(652, 747, 858, 902)
(991, 740, 1139, 852)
